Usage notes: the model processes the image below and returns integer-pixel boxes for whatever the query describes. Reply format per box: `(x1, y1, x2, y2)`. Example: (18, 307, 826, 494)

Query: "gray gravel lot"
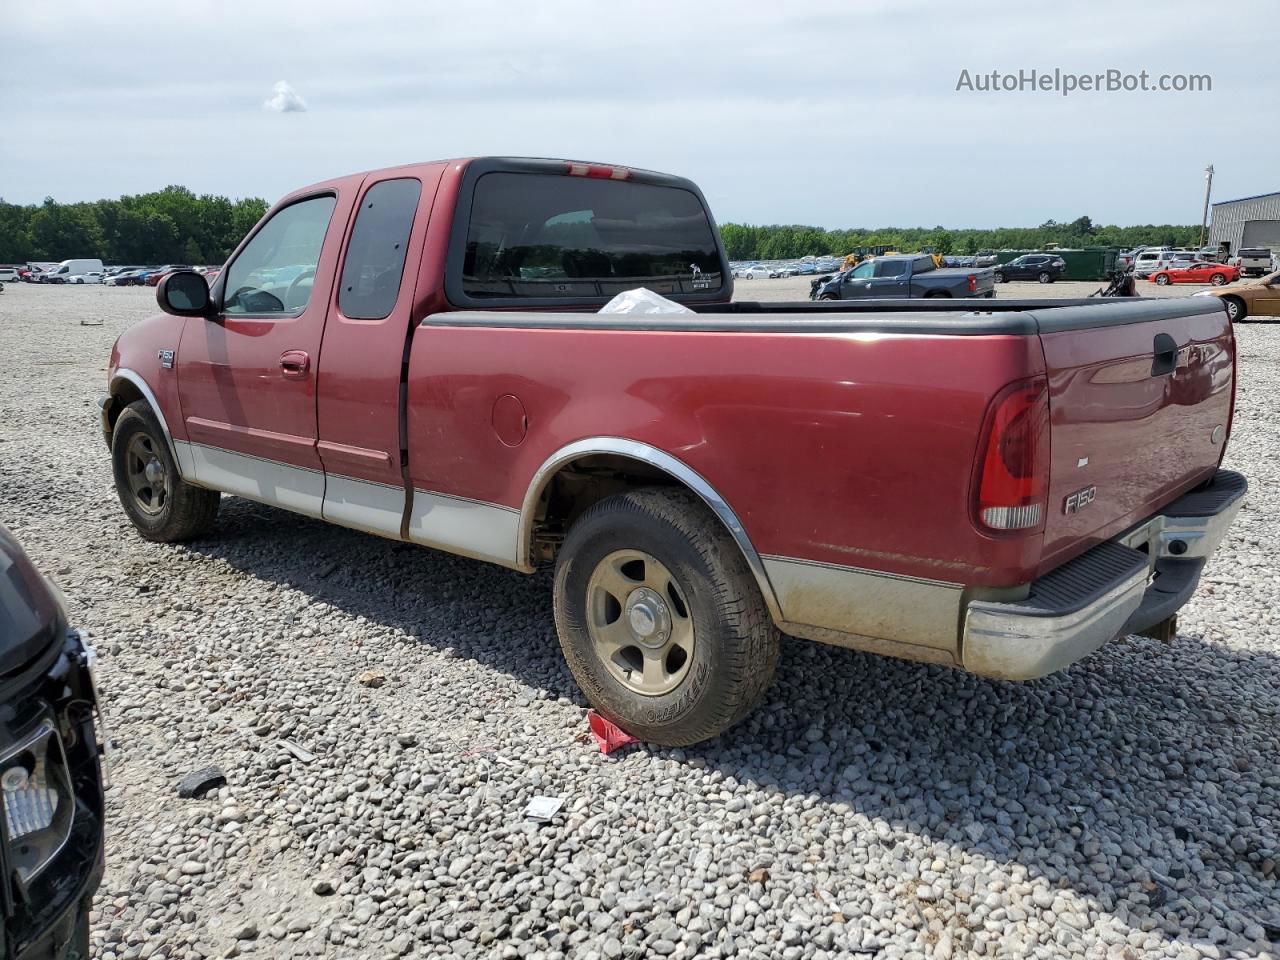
(0, 284, 1276, 960)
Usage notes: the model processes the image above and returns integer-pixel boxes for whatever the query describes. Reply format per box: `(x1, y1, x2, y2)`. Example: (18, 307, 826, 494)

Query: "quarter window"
(339, 178, 422, 320)
(222, 195, 336, 316)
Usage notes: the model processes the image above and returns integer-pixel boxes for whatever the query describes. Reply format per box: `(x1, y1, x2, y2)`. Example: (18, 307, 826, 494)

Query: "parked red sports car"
(1149, 261, 1239, 286)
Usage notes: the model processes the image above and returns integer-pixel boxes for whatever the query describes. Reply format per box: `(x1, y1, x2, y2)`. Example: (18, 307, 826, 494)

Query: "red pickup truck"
(100, 157, 1246, 745)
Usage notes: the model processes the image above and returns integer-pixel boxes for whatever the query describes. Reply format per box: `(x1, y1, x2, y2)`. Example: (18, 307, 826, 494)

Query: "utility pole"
(1199, 164, 1214, 249)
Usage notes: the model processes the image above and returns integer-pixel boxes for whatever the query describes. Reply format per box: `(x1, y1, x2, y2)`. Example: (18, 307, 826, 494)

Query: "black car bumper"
(2, 632, 107, 960)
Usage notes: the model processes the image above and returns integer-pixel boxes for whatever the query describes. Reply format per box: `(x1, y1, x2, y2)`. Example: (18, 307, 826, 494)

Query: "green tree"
(27, 200, 104, 260)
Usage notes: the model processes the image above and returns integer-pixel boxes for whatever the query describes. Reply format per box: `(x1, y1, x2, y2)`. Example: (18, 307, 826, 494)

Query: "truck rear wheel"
(553, 488, 779, 746)
(111, 401, 220, 542)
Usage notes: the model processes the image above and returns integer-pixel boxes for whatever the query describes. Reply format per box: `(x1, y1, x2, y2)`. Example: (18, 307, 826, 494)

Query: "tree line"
(0, 187, 269, 266)
(719, 216, 1203, 261)
(0, 187, 1204, 266)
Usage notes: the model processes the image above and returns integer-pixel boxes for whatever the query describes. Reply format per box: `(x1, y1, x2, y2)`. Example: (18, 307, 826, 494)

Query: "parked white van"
(42, 258, 105, 283)
(1132, 249, 1196, 278)
(1132, 249, 1174, 277)
(0, 267, 19, 283)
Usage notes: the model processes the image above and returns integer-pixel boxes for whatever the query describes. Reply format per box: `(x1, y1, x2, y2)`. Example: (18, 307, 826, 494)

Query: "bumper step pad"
(1004, 542, 1148, 618)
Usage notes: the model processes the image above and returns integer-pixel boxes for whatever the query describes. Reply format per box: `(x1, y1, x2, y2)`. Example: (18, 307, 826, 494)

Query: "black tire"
(111, 400, 219, 542)
(1210, 273, 1227, 286)
(993, 272, 1005, 283)
(1155, 274, 1170, 286)
(1223, 296, 1247, 322)
(923, 290, 951, 298)
(553, 487, 780, 746)
(1037, 272, 1053, 284)
(819, 293, 838, 301)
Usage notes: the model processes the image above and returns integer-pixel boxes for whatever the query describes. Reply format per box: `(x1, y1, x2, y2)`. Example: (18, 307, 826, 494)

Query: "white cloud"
(263, 80, 307, 113)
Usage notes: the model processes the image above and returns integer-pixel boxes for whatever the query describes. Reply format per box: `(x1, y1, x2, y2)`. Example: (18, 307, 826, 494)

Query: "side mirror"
(157, 270, 212, 317)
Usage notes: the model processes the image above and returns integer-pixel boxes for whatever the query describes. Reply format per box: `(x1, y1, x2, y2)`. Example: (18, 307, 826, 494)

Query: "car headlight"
(1, 720, 73, 883)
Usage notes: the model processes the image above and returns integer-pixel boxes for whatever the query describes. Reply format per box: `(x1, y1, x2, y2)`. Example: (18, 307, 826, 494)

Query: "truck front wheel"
(111, 401, 220, 542)
(553, 488, 780, 746)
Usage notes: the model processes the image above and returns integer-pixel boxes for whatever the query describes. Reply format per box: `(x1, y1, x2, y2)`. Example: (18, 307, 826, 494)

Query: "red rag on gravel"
(587, 710, 639, 754)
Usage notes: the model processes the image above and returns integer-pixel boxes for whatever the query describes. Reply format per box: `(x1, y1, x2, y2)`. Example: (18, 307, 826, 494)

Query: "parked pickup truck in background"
(101, 157, 1246, 745)
(810, 254, 995, 300)
(1236, 247, 1275, 278)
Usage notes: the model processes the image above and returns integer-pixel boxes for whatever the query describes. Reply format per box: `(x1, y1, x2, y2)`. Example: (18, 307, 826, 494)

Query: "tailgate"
(1034, 298, 1235, 571)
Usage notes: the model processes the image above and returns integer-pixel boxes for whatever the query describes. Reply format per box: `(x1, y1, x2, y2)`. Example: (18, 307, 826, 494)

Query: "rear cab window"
(449, 164, 728, 307)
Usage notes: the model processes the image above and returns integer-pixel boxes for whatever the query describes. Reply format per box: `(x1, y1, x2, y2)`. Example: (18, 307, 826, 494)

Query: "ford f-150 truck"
(810, 254, 996, 300)
(100, 157, 1245, 745)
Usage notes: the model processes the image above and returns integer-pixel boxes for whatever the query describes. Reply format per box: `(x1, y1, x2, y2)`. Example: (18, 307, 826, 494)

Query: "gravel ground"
(0, 284, 1276, 960)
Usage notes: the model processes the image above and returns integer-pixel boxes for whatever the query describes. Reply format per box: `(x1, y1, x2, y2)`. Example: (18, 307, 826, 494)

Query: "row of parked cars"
(0, 261, 221, 287)
(731, 258, 843, 279)
(1124, 246, 1278, 279)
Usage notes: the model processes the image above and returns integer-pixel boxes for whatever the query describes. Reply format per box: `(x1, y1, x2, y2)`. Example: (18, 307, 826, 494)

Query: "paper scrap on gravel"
(524, 796, 565, 822)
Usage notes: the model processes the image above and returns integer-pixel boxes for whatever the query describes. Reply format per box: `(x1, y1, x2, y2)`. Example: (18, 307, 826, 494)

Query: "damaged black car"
(0, 525, 106, 960)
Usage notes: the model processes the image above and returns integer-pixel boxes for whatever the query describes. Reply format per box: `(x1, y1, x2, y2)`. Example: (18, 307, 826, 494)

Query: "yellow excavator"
(841, 251, 943, 271)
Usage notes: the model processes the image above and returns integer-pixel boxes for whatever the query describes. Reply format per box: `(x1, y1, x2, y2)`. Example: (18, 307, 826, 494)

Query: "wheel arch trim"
(517, 437, 783, 622)
(110, 368, 184, 477)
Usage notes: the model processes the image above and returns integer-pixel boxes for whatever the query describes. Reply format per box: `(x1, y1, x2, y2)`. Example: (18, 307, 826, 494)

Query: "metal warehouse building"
(1208, 191, 1280, 254)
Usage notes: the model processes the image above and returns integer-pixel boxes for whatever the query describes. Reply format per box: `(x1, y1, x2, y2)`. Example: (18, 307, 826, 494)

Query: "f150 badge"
(1064, 485, 1097, 514)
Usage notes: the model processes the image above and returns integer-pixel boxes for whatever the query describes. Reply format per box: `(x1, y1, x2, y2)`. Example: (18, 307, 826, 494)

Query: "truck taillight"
(967, 274, 977, 294)
(565, 163, 631, 180)
(974, 379, 1050, 532)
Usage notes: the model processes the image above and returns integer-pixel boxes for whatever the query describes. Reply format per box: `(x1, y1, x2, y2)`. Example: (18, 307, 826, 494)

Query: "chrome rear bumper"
(962, 469, 1247, 680)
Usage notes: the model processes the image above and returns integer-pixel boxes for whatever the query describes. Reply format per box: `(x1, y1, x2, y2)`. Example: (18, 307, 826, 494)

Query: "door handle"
(1151, 333, 1179, 377)
(279, 350, 310, 379)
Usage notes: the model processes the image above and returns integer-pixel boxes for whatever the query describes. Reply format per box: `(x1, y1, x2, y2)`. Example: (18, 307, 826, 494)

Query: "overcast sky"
(2, 0, 1274, 228)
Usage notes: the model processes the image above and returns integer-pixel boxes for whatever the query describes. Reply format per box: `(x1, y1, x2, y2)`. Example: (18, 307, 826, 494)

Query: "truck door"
(867, 258, 910, 296)
(840, 260, 876, 297)
(316, 165, 444, 537)
(176, 188, 356, 516)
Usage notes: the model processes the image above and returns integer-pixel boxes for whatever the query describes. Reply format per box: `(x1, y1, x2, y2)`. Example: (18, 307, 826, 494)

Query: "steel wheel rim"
(125, 433, 168, 515)
(586, 549, 695, 696)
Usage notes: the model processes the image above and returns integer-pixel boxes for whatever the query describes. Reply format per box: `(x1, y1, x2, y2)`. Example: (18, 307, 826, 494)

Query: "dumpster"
(995, 247, 1120, 280)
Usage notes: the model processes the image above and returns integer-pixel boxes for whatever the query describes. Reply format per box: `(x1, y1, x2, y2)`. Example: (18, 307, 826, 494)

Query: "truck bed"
(407, 293, 1232, 657)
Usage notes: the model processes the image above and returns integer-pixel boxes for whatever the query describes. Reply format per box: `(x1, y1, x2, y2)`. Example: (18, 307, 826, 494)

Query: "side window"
(850, 261, 875, 279)
(339, 178, 422, 320)
(874, 259, 907, 278)
(222, 195, 337, 316)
